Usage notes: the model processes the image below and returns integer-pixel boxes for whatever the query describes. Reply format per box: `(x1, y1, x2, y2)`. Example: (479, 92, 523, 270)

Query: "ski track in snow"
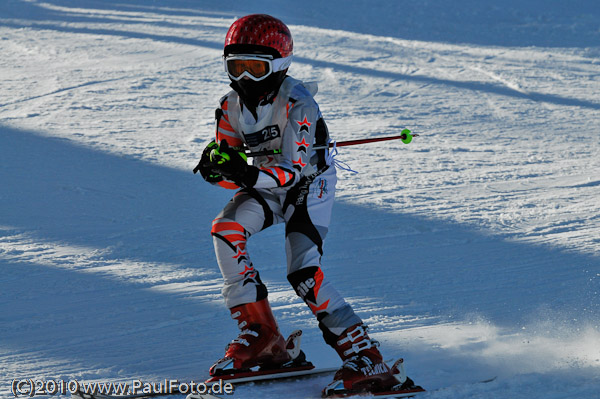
(1, 1, 599, 398)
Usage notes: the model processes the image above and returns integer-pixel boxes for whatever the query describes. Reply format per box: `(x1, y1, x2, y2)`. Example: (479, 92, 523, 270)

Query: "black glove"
(193, 141, 223, 183)
(208, 140, 259, 188)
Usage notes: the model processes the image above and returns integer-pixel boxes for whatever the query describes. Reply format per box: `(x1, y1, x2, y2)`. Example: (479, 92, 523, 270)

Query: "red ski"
(323, 386, 425, 398)
(205, 363, 339, 385)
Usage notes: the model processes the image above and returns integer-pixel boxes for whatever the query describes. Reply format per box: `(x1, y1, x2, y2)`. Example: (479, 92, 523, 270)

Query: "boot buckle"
(343, 338, 372, 356)
(337, 325, 367, 346)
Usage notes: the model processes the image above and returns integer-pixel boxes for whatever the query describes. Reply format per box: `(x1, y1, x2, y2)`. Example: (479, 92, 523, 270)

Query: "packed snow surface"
(1, 1, 599, 398)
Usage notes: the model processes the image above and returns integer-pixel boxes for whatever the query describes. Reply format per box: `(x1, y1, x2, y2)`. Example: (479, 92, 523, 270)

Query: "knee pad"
(288, 267, 361, 336)
(287, 266, 339, 316)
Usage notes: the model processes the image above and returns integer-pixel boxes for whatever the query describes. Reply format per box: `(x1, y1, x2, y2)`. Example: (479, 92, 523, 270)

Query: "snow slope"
(1, 1, 599, 398)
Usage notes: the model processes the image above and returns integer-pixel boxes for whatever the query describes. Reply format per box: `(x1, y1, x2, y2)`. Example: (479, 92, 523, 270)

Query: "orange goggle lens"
(226, 58, 271, 79)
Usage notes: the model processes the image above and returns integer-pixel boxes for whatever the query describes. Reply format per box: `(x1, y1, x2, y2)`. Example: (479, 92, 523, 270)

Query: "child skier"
(195, 14, 420, 396)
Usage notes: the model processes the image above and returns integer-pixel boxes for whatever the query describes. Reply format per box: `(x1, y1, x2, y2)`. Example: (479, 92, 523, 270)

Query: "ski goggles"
(224, 54, 292, 82)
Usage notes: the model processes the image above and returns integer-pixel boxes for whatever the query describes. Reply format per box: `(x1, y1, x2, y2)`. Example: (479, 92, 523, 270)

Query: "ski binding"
(205, 329, 338, 385)
(323, 359, 426, 398)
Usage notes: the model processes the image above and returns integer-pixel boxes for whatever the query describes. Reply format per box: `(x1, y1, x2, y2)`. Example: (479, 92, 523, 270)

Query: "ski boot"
(209, 298, 292, 376)
(323, 323, 423, 397)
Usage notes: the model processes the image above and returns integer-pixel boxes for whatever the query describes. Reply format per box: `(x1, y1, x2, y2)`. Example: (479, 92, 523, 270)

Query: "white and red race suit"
(209, 76, 361, 339)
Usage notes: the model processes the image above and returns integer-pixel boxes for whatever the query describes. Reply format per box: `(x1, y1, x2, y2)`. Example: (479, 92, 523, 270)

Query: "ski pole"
(245, 129, 417, 157)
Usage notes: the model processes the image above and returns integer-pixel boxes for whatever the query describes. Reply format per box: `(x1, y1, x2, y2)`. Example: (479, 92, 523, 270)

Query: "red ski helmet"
(224, 14, 293, 59)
